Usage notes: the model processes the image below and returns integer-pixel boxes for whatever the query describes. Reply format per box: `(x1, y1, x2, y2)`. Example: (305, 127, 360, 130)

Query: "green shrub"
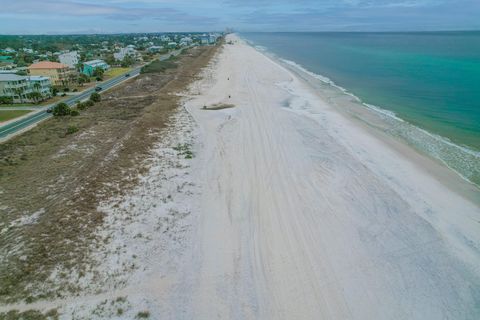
(85, 100, 95, 107)
(140, 59, 177, 74)
(90, 92, 101, 102)
(77, 102, 87, 110)
(136, 311, 150, 318)
(70, 110, 80, 116)
(66, 125, 79, 135)
(0, 96, 13, 104)
(52, 102, 71, 116)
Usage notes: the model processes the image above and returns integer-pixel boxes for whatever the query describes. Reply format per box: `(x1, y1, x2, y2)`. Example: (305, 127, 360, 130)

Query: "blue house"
(83, 59, 109, 77)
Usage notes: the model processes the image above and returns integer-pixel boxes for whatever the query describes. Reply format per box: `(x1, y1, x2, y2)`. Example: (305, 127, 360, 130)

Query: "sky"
(0, 0, 479, 34)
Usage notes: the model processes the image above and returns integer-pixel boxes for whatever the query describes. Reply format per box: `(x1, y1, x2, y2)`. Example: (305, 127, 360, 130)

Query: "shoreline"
(242, 36, 480, 190)
(271, 52, 480, 206)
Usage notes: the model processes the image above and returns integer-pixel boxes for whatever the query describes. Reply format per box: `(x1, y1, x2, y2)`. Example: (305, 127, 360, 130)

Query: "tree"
(0, 96, 14, 104)
(13, 87, 25, 103)
(121, 55, 134, 68)
(90, 92, 101, 102)
(105, 54, 116, 66)
(52, 102, 71, 116)
(33, 82, 41, 93)
(51, 87, 59, 96)
(27, 91, 43, 104)
(92, 67, 104, 80)
(78, 73, 90, 86)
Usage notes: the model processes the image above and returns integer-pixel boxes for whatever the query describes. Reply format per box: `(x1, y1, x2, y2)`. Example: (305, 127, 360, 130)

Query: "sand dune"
(177, 34, 480, 319)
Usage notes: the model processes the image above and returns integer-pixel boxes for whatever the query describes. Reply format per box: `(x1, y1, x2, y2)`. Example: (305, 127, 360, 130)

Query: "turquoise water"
(242, 32, 480, 186)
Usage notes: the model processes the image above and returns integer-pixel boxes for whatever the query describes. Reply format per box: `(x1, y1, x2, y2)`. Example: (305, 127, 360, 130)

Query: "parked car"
(46, 108, 52, 113)
(125, 73, 130, 77)
(95, 86, 102, 92)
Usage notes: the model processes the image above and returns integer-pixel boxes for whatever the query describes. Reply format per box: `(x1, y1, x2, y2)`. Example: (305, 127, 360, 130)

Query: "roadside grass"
(0, 110, 32, 122)
(105, 67, 131, 78)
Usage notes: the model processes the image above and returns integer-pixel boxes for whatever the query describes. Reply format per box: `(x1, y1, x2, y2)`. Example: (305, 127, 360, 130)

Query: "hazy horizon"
(1, 0, 479, 35)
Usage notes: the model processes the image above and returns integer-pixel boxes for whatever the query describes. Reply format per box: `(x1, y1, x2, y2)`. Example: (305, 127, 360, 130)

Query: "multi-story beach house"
(59, 51, 80, 69)
(28, 61, 71, 86)
(28, 76, 52, 98)
(113, 45, 137, 61)
(0, 74, 51, 103)
(82, 59, 109, 76)
(0, 74, 29, 103)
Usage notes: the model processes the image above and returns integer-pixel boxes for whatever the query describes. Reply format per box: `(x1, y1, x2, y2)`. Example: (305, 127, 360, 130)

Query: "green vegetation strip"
(0, 110, 31, 122)
(141, 56, 178, 74)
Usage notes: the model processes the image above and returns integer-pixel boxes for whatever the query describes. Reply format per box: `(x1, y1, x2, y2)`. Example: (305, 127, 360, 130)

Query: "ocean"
(242, 32, 480, 187)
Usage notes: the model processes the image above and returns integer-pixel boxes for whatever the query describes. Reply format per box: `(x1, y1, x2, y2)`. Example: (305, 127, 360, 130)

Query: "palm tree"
(33, 82, 41, 93)
(13, 87, 25, 104)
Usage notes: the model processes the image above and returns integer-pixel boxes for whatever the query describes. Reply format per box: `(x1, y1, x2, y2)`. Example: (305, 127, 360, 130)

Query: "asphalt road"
(0, 50, 182, 140)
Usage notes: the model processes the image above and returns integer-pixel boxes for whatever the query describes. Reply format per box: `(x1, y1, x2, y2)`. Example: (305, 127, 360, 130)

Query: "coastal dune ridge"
(244, 36, 480, 188)
(174, 34, 480, 319)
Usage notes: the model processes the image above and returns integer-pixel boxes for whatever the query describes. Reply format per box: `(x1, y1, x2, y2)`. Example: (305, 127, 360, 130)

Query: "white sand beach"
(176, 34, 480, 319)
(3, 34, 478, 320)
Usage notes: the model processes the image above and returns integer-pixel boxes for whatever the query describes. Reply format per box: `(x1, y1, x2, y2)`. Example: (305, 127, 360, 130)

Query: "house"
(0, 74, 29, 103)
(167, 42, 177, 49)
(160, 35, 171, 42)
(1, 48, 16, 54)
(180, 37, 193, 47)
(82, 59, 109, 77)
(0, 56, 14, 66)
(209, 34, 218, 44)
(0, 74, 51, 103)
(113, 46, 137, 61)
(28, 61, 71, 86)
(28, 76, 52, 98)
(147, 46, 164, 53)
(59, 51, 80, 69)
(199, 34, 210, 45)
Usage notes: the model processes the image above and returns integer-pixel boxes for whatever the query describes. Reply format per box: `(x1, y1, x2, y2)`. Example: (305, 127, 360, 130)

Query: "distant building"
(0, 56, 14, 66)
(59, 51, 80, 69)
(113, 46, 137, 61)
(0, 74, 51, 103)
(167, 42, 177, 49)
(179, 37, 193, 47)
(147, 46, 164, 53)
(160, 35, 171, 42)
(28, 61, 71, 86)
(199, 35, 210, 45)
(1, 48, 16, 54)
(82, 59, 109, 76)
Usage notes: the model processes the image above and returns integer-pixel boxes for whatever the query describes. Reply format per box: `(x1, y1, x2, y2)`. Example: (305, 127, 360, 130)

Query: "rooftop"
(29, 61, 68, 69)
(28, 76, 50, 81)
(0, 74, 27, 81)
(84, 59, 107, 66)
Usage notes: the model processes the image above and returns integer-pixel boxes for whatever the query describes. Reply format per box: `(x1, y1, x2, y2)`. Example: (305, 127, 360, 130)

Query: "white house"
(147, 46, 164, 53)
(59, 51, 80, 69)
(180, 37, 193, 47)
(114, 46, 137, 61)
(0, 74, 51, 103)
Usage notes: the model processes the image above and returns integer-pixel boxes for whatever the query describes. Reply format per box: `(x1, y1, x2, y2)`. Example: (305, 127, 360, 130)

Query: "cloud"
(0, 0, 479, 33)
(0, 0, 217, 23)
